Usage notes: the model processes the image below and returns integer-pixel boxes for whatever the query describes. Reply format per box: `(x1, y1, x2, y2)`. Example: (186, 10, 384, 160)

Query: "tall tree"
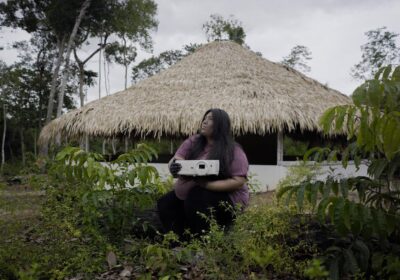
(0, 61, 7, 172)
(0, 0, 158, 121)
(73, 49, 98, 107)
(0, 45, 76, 164)
(131, 43, 201, 84)
(202, 14, 246, 45)
(351, 27, 400, 81)
(105, 42, 137, 89)
(56, 0, 91, 119)
(281, 45, 312, 73)
(0, 0, 88, 124)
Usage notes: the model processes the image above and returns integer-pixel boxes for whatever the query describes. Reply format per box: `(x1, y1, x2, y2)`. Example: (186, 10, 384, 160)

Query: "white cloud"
(1, 0, 399, 103)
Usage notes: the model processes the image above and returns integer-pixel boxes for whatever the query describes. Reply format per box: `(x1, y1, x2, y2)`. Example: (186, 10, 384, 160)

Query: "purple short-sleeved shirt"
(173, 135, 249, 207)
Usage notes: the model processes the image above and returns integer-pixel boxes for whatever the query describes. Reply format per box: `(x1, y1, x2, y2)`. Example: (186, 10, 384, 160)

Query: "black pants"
(157, 186, 235, 237)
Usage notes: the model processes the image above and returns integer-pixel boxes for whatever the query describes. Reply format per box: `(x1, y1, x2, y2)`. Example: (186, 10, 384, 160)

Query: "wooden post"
(112, 138, 116, 155)
(125, 137, 129, 152)
(85, 134, 89, 152)
(277, 131, 283, 165)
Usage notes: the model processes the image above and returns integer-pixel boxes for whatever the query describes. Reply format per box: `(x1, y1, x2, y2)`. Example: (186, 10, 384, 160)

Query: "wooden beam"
(277, 130, 283, 165)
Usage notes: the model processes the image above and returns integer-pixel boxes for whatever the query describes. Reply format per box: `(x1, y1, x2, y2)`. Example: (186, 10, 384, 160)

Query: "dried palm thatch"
(39, 41, 351, 144)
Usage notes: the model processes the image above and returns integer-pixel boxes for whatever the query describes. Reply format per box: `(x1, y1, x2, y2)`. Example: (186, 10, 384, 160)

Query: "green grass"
(0, 179, 321, 279)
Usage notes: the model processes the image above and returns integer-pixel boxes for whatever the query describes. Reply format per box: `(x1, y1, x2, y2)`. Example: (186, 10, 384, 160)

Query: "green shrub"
(182, 203, 319, 279)
(0, 143, 171, 279)
(278, 65, 400, 280)
(45, 144, 168, 239)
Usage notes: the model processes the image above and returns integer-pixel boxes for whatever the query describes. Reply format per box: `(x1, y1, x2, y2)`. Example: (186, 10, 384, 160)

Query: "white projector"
(175, 160, 220, 176)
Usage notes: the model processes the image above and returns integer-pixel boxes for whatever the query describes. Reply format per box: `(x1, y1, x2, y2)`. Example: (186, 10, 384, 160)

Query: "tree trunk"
(33, 129, 37, 158)
(40, 36, 66, 157)
(99, 36, 102, 99)
(73, 45, 105, 107)
(56, 0, 91, 119)
(123, 36, 128, 90)
(1, 104, 6, 173)
(79, 64, 85, 107)
(45, 36, 66, 125)
(102, 140, 106, 155)
(20, 128, 25, 166)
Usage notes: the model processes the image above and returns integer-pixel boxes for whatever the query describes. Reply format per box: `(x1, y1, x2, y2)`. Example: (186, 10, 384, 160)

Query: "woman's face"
(201, 111, 214, 138)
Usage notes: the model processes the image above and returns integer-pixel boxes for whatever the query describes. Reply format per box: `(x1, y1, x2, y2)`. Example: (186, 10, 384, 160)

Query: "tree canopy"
(202, 14, 246, 45)
(281, 45, 312, 73)
(351, 27, 400, 81)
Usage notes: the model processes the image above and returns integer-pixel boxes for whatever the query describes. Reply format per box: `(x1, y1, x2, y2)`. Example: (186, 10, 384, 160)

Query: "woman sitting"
(157, 108, 249, 238)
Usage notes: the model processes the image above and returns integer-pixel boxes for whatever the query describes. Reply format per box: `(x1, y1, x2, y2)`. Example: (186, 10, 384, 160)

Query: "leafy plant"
(278, 65, 400, 279)
(46, 143, 167, 239)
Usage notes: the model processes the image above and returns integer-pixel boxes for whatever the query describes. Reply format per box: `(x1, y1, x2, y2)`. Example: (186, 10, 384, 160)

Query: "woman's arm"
(205, 176, 247, 192)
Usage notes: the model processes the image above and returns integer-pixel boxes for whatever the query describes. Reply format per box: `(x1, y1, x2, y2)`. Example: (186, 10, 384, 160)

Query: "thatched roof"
(40, 41, 351, 143)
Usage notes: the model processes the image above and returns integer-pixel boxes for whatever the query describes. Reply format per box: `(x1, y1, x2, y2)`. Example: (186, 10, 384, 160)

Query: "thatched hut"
(40, 41, 358, 190)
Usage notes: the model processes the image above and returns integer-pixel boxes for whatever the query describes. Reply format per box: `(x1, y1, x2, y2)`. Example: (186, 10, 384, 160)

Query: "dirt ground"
(0, 183, 44, 222)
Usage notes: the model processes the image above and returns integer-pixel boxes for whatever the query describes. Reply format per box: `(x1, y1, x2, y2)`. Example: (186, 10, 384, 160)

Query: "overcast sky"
(1, 0, 399, 104)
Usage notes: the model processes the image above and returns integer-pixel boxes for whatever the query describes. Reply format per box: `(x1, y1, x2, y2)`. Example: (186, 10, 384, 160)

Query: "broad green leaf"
(382, 65, 392, 80)
(353, 240, 370, 271)
(391, 65, 400, 81)
(327, 150, 338, 162)
(343, 248, 359, 274)
(374, 208, 387, 237)
(374, 66, 386, 80)
(276, 185, 293, 200)
(333, 197, 347, 234)
(387, 156, 400, 180)
(346, 106, 357, 137)
(382, 117, 400, 160)
(334, 107, 347, 131)
(367, 80, 383, 108)
(296, 184, 305, 211)
(284, 187, 296, 208)
(341, 147, 350, 168)
(367, 158, 387, 179)
(352, 84, 367, 107)
(323, 179, 332, 199)
(329, 257, 339, 280)
(320, 107, 337, 133)
(342, 200, 351, 231)
(55, 146, 79, 161)
(349, 202, 362, 235)
(328, 198, 336, 224)
(354, 154, 361, 169)
(304, 147, 324, 162)
(332, 180, 339, 196)
(310, 183, 319, 211)
(371, 253, 385, 272)
(340, 179, 349, 198)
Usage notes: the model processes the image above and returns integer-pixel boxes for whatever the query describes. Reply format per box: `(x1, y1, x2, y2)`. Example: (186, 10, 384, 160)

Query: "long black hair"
(187, 108, 235, 179)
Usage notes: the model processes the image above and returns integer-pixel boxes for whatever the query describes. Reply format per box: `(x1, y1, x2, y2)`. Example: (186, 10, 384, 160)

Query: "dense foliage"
(278, 65, 400, 279)
(1, 143, 327, 279)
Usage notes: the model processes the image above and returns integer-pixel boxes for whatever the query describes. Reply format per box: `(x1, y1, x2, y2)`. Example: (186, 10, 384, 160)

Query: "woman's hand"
(168, 156, 184, 178)
(169, 160, 182, 178)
